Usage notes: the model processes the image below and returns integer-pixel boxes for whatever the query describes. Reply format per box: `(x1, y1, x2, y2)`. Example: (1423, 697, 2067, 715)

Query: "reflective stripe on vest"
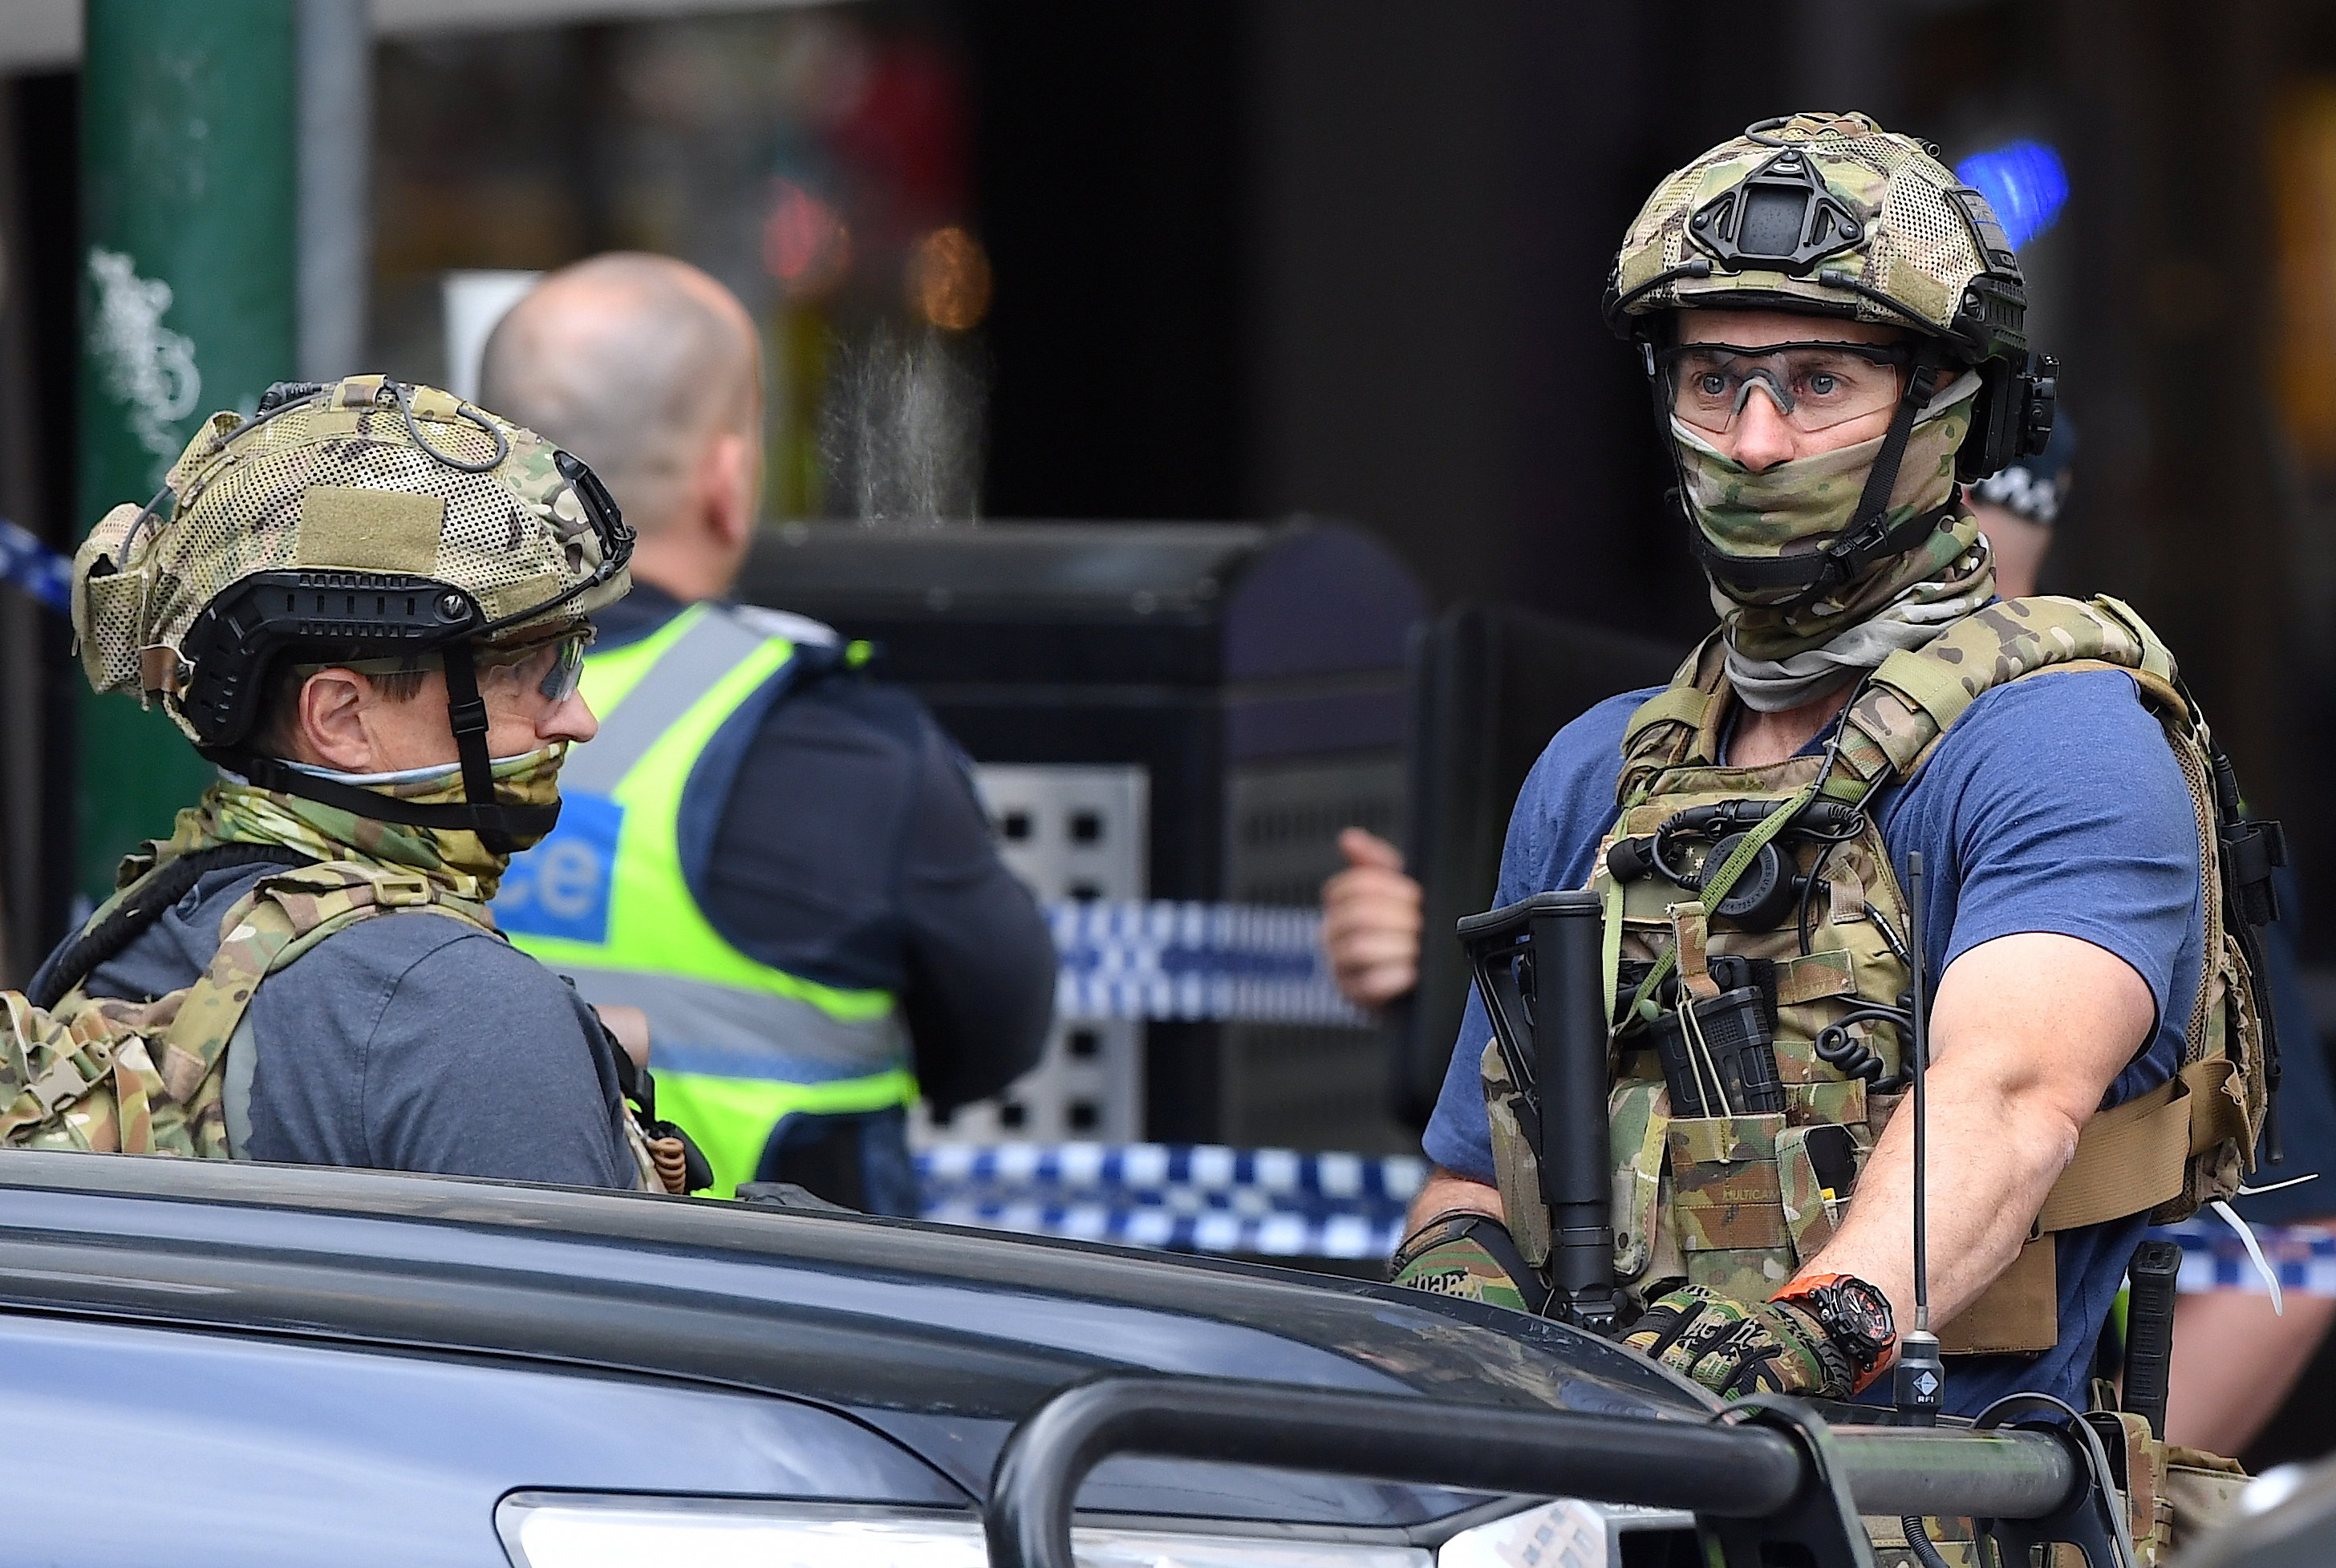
(498, 601, 910, 1197)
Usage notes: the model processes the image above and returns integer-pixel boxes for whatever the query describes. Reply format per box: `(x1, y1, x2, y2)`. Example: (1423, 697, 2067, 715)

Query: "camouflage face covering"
(1673, 370, 1997, 711)
(1675, 368, 1977, 608)
(152, 744, 570, 902)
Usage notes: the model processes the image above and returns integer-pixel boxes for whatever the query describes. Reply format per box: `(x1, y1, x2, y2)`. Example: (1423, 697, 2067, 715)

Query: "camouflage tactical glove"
(1623, 1284, 1851, 1398)
(1389, 1211, 1551, 1315)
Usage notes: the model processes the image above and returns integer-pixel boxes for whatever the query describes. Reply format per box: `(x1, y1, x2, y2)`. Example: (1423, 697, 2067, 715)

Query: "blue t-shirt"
(1423, 669, 2202, 1416)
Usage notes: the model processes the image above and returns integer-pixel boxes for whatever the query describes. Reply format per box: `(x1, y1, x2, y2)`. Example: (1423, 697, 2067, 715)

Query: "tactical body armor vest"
(0, 847, 671, 1193)
(1483, 596, 2271, 1355)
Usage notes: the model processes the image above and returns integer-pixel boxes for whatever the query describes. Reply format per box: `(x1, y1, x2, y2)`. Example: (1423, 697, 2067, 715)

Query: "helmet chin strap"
(1681, 339, 1959, 614)
(205, 642, 560, 852)
(439, 642, 524, 857)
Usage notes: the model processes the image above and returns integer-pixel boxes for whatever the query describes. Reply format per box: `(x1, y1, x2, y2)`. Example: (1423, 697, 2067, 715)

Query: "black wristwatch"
(1774, 1273, 1897, 1377)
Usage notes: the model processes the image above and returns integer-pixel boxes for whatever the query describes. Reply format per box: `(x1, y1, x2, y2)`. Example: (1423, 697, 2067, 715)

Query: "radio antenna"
(1894, 850, 1945, 1424)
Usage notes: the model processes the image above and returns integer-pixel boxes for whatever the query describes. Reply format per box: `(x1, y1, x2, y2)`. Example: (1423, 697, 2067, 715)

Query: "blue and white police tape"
(919, 1141, 1425, 1259)
(0, 518, 70, 613)
(1048, 900, 1365, 1026)
(2155, 1216, 2336, 1297)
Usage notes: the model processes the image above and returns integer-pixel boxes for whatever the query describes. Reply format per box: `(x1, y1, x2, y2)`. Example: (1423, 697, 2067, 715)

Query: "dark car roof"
(0, 1153, 1705, 1508)
(0, 1152, 1700, 1402)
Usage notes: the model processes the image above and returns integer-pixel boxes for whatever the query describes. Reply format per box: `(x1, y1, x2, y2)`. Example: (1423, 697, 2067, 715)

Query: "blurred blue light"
(1954, 140, 2068, 250)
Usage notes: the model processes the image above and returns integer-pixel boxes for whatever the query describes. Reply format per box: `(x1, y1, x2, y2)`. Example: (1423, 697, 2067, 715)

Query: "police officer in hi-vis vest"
(480, 253, 1056, 1212)
(1391, 114, 2275, 1416)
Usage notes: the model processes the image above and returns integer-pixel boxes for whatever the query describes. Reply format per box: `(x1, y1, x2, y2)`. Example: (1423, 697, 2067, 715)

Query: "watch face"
(1829, 1278, 1895, 1352)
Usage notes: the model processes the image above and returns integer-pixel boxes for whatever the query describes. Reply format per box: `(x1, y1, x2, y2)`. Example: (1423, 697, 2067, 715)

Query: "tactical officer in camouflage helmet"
(18, 375, 687, 1189)
(1392, 115, 2277, 1418)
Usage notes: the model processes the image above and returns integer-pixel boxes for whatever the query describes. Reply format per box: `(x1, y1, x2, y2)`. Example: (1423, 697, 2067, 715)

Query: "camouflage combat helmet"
(1605, 113, 2058, 610)
(1604, 111, 2054, 483)
(73, 374, 634, 850)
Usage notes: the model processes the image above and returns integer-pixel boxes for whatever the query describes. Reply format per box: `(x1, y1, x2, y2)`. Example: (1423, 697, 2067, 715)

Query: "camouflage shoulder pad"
(177, 863, 487, 1078)
(1831, 596, 2163, 788)
(2087, 595, 2181, 687)
(0, 852, 503, 1161)
(250, 860, 495, 936)
(1617, 632, 1728, 806)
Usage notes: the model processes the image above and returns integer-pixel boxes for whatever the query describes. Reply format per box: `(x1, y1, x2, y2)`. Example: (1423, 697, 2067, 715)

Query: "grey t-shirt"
(44, 864, 638, 1188)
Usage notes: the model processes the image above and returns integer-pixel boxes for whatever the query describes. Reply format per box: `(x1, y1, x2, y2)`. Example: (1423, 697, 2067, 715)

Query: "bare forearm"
(1798, 932, 2153, 1342)
(1800, 1058, 2081, 1335)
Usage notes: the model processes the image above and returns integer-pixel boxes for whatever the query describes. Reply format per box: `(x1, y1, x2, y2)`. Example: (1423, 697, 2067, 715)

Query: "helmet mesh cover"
(74, 377, 624, 738)
(1615, 112, 2004, 346)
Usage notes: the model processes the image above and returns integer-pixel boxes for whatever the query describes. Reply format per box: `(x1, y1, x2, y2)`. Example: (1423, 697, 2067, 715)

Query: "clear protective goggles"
(1658, 340, 1910, 435)
(481, 630, 591, 705)
(310, 628, 592, 706)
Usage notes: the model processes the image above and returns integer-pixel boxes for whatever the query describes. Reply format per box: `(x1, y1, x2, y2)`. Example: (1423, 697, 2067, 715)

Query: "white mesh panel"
(144, 403, 570, 650)
(1868, 169, 1985, 321)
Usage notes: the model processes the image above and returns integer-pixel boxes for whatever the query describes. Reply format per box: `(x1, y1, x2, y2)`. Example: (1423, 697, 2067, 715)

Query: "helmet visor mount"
(1660, 341, 1911, 436)
(1687, 142, 1865, 276)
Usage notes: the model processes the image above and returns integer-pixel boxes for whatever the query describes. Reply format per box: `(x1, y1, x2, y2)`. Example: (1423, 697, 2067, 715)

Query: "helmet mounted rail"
(1686, 143, 1864, 275)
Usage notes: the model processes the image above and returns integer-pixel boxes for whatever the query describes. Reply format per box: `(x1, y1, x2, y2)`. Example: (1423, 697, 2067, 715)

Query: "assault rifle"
(1456, 890, 1619, 1334)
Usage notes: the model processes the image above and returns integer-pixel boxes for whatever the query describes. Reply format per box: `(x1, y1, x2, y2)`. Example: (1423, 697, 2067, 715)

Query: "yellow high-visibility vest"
(498, 602, 911, 1197)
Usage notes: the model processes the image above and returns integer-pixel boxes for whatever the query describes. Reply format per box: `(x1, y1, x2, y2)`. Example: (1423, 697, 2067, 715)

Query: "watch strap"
(1773, 1273, 1896, 1392)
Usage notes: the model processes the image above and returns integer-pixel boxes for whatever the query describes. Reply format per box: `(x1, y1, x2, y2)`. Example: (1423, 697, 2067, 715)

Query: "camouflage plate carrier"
(1484, 595, 2268, 1355)
(0, 848, 670, 1193)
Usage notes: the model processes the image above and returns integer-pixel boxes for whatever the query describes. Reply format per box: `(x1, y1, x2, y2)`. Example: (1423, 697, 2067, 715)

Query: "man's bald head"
(481, 253, 760, 542)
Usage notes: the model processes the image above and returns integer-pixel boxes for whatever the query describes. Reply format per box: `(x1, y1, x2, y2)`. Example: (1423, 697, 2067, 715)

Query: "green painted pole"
(79, 0, 298, 903)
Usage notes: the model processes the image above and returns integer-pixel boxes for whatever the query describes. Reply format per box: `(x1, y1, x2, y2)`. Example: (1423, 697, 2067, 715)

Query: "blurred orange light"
(906, 225, 992, 331)
(764, 179, 852, 298)
(2274, 85, 2336, 469)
